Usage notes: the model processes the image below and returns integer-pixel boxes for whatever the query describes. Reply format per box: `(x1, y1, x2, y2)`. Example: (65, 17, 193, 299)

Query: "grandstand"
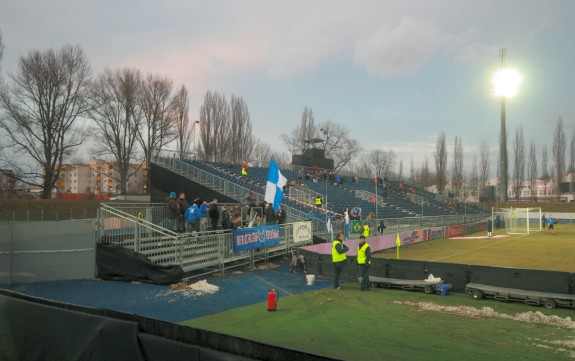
(151, 152, 486, 238)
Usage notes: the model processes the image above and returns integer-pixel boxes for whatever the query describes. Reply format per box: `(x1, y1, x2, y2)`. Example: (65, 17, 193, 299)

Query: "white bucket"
(306, 274, 315, 286)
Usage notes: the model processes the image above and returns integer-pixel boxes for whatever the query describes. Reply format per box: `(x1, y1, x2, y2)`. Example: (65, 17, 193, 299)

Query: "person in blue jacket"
(185, 203, 201, 233)
(547, 214, 555, 234)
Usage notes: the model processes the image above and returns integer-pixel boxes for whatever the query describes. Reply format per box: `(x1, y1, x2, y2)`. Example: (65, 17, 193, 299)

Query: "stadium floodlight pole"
(192, 120, 200, 159)
(492, 49, 522, 203)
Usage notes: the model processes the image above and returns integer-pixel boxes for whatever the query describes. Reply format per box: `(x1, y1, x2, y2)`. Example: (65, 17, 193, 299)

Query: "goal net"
(493, 207, 542, 235)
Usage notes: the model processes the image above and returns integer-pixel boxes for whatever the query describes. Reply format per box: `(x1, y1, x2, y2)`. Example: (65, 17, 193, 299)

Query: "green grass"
(182, 224, 575, 360)
(184, 288, 575, 360)
(376, 224, 575, 272)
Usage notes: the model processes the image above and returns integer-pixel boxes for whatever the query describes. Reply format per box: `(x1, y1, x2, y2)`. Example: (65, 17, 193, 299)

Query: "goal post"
(492, 207, 542, 235)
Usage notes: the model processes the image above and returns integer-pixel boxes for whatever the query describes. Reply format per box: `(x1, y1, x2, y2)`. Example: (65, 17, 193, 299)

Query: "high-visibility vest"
(357, 242, 371, 265)
(362, 224, 370, 237)
(332, 240, 347, 262)
(315, 197, 323, 206)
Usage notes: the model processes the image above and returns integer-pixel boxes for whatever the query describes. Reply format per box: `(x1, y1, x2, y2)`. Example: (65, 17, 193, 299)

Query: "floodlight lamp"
(492, 68, 522, 98)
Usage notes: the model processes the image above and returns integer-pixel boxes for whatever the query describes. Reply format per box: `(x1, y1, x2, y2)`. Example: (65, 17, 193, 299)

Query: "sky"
(1, 0, 574, 177)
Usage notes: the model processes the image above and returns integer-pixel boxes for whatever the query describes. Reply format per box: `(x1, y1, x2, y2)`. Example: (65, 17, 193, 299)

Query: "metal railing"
(153, 152, 329, 236)
(97, 202, 314, 280)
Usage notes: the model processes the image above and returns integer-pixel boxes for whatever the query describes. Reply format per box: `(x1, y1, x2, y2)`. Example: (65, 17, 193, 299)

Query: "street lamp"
(492, 48, 522, 203)
(192, 120, 200, 159)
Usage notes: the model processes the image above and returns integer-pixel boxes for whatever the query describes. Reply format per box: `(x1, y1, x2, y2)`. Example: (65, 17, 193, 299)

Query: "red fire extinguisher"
(267, 289, 278, 311)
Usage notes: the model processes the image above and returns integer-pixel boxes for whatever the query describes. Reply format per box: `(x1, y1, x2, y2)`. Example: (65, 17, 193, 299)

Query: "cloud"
(354, 16, 473, 77)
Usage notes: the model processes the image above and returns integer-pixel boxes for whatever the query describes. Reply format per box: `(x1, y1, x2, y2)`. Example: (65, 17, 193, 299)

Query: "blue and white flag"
(264, 159, 287, 211)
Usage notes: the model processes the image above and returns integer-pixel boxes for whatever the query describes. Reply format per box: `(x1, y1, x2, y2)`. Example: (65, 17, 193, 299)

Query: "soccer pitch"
(374, 223, 575, 272)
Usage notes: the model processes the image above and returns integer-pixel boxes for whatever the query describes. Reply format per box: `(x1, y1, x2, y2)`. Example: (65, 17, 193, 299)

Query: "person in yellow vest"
(331, 232, 349, 289)
(362, 223, 370, 237)
(357, 235, 371, 291)
(315, 196, 323, 208)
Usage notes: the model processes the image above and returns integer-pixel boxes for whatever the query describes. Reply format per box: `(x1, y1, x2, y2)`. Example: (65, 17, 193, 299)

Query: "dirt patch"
(395, 301, 575, 330)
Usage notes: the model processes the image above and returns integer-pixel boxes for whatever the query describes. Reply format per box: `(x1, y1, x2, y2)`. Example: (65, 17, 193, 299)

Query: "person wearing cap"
(357, 235, 371, 291)
(166, 192, 178, 231)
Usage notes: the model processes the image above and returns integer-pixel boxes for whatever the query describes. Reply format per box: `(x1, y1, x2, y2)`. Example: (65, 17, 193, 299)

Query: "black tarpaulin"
(96, 243, 183, 285)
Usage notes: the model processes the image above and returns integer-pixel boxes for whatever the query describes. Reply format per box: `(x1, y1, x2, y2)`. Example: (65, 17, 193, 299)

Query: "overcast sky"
(1, 0, 574, 176)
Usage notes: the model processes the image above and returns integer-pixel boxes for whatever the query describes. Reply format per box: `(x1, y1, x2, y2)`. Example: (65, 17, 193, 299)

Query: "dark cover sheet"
(97, 243, 183, 284)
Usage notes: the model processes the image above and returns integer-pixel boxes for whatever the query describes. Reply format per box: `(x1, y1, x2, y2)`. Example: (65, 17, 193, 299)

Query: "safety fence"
(0, 219, 95, 285)
(0, 207, 99, 221)
(97, 203, 313, 280)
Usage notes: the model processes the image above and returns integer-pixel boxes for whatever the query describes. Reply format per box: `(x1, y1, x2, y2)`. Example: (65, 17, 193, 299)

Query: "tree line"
(422, 119, 575, 202)
(0, 38, 573, 201)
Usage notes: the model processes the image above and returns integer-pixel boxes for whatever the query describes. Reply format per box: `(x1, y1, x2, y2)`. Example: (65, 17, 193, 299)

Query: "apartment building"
(56, 159, 145, 196)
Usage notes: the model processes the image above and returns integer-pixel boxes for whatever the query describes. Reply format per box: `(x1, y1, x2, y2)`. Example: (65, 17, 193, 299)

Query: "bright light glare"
(493, 68, 522, 98)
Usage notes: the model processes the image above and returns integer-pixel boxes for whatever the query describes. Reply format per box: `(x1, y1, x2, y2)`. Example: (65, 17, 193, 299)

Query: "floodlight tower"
(493, 49, 522, 203)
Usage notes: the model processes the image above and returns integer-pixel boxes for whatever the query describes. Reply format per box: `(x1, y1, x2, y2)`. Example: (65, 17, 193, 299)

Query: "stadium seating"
(169, 159, 484, 220)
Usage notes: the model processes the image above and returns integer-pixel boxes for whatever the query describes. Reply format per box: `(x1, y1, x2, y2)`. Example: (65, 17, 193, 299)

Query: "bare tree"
(527, 140, 537, 200)
(280, 107, 316, 155)
(318, 120, 361, 171)
(469, 155, 478, 201)
(398, 160, 404, 180)
(270, 151, 291, 168)
(416, 157, 434, 187)
(479, 140, 490, 197)
(552, 117, 566, 200)
(409, 157, 415, 181)
(229, 94, 253, 163)
(0, 45, 91, 198)
(251, 139, 272, 166)
(541, 145, 549, 199)
(569, 128, 575, 196)
(198, 90, 230, 162)
(450, 135, 464, 199)
(512, 125, 525, 201)
(434, 132, 448, 195)
(367, 149, 397, 180)
(86, 67, 143, 195)
(172, 84, 193, 159)
(137, 73, 177, 193)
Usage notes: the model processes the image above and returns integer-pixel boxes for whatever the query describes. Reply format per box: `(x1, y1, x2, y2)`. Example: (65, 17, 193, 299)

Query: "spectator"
(306, 210, 315, 221)
(199, 200, 209, 231)
(166, 192, 178, 231)
(185, 202, 201, 233)
(277, 205, 286, 224)
(264, 203, 277, 225)
(220, 205, 233, 230)
(244, 189, 257, 208)
(176, 193, 188, 233)
(208, 198, 220, 230)
(241, 161, 248, 176)
(377, 220, 386, 234)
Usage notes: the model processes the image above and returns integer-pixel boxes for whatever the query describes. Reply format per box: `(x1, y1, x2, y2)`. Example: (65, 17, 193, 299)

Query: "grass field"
(183, 223, 575, 360)
(374, 224, 575, 272)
